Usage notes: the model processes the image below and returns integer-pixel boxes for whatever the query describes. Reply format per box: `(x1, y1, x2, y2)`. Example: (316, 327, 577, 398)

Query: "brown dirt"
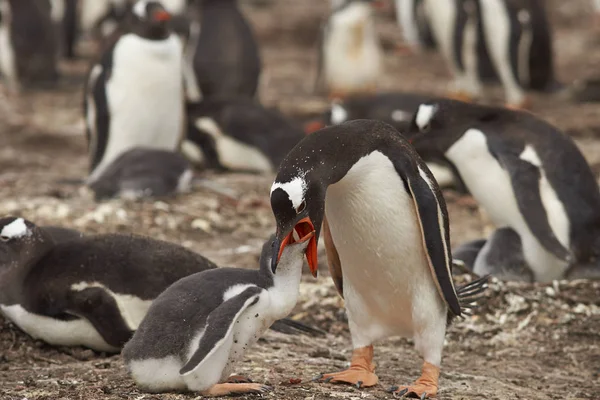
(1, 1, 599, 399)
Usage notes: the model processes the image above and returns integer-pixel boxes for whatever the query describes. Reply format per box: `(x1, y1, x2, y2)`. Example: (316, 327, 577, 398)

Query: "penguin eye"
(296, 201, 306, 214)
(420, 122, 431, 133)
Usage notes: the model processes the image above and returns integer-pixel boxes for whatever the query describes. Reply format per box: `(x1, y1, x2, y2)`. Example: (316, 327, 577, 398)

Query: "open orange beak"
(153, 10, 171, 22)
(277, 217, 318, 277)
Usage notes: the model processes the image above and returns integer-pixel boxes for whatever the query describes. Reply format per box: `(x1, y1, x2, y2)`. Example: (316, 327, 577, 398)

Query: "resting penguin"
(182, 98, 305, 173)
(84, 0, 185, 185)
(123, 232, 312, 395)
(0, 0, 60, 92)
(406, 99, 600, 282)
(0, 217, 320, 352)
(186, 0, 261, 101)
(269, 119, 488, 397)
(315, 0, 384, 100)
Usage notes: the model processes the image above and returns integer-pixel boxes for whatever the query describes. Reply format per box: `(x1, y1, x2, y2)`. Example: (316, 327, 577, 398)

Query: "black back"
(186, 97, 305, 169)
(193, 0, 261, 98)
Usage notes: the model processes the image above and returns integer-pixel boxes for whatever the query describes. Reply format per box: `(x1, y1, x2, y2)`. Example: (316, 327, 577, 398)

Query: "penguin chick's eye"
(296, 201, 306, 214)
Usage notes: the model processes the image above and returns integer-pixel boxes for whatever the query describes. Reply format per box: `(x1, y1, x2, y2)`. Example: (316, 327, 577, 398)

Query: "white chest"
(324, 151, 442, 338)
(446, 129, 570, 281)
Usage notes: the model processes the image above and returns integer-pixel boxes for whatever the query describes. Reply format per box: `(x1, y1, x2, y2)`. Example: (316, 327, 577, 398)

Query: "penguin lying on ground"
(183, 98, 305, 173)
(87, 148, 193, 201)
(305, 92, 467, 191)
(0, 0, 60, 93)
(0, 217, 322, 352)
(123, 232, 312, 395)
(269, 119, 488, 398)
(406, 99, 600, 282)
(184, 0, 261, 102)
(84, 0, 185, 189)
(315, 0, 384, 100)
(421, 0, 557, 109)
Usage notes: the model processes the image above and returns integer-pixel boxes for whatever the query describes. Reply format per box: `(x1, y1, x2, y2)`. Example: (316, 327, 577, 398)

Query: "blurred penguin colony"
(1, 0, 600, 398)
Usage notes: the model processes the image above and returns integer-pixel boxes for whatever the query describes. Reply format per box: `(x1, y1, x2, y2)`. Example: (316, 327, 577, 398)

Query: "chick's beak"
(153, 9, 171, 21)
(277, 217, 318, 277)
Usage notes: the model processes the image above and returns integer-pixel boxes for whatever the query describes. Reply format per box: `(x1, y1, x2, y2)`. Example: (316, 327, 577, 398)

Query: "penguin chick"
(123, 232, 313, 395)
(316, 0, 383, 100)
(84, 0, 185, 184)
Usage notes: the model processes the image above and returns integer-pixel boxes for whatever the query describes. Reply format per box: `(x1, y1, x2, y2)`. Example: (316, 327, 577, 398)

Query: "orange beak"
(153, 10, 171, 21)
(277, 217, 319, 277)
(304, 120, 326, 135)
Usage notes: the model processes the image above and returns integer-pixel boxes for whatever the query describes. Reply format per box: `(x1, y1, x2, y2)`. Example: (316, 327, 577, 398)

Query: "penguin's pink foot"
(315, 346, 378, 388)
(201, 383, 271, 396)
(226, 374, 253, 383)
(389, 362, 439, 398)
(445, 90, 474, 103)
(505, 97, 533, 111)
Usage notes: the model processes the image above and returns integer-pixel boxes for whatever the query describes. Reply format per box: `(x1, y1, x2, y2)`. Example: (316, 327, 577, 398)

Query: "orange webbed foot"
(225, 374, 253, 384)
(314, 345, 378, 388)
(389, 361, 439, 398)
(201, 383, 271, 396)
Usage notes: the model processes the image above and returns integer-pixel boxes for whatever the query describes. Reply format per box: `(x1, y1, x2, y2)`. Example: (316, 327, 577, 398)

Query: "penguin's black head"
(0, 217, 54, 282)
(131, 0, 172, 40)
(406, 99, 503, 156)
(269, 174, 324, 278)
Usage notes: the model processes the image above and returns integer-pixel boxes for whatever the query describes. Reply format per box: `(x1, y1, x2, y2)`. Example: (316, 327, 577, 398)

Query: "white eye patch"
(330, 103, 348, 125)
(415, 104, 437, 131)
(1, 218, 29, 239)
(270, 177, 307, 211)
(133, 0, 150, 18)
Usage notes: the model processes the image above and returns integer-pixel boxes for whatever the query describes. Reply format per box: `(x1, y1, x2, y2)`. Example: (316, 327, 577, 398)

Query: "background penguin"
(186, 0, 261, 102)
(315, 0, 384, 100)
(183, 97, 305, 173)
(406, 99, 600, 282)
(308, 92, 467, 191)
(0, 0, 60, 92)
(269, 119, 487, 398)
(79, 0, 130, 45)
(0, 217, 321, 353)
(123, 232, 312, 395)
(83, 0, 185, 185)
(87, 148, 193, 201)
(393, 0, 436, 52)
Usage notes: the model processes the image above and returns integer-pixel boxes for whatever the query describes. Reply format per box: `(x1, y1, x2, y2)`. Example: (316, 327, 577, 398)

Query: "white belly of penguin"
(91, 34, 184, 180)
(324, 151, 443, 343)
(446, 129, 569, 281)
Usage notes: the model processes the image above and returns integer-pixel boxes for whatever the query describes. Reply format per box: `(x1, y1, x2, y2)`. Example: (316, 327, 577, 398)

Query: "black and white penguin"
(79, 0, 130, 42)
(0, 0, 59, 92)
(182, 97, 306, 173)
(316, 0, 384, 99)
(87, 148, 193, 200)
(83, 0, 185, 185)
(312, 92, 466, 191)
(123, 232, 312, 395)
(406, 99, 600, 282)
(394, 0, 436, 52)
(0, 217, 319, 352)
(421, 0, 556, 109)
(185, 0, 261, 102)
(269, 119, 487, 398)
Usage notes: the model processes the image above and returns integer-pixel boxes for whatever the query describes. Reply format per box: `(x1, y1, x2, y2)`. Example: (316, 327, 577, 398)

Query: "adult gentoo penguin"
(406, 99, 600, 282)
(123, 233, 312, 395)
(394, 0, 436, 52)
(84, 0, 185, 185)
(0, 0, 59, 92)
(316, 0, 384, 99)
(187, 0, 261, 100)
(0, 217, 319, 352)
(182, 97, 305, 173)
(269, 120, 487, 397)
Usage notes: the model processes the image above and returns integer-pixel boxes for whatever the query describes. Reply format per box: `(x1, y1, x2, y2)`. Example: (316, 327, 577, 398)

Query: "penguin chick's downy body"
(0, 0, 59, 92)
(422, 0, 555, 109)
(123, 233, 313, 395)
(317, 0, 383, 99)
(183, 98, 305, 173)
(187, 0, 261, 101)
(269, 119, 487, 398)
(407, 99, 600, 282)
(84, 0, 185, 185)
(0, 218, 319, 353)
(87, 148, 193, 201)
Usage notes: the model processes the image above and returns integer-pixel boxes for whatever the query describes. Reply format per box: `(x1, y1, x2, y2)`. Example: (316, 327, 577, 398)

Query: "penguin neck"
(261, 255, 304, 320)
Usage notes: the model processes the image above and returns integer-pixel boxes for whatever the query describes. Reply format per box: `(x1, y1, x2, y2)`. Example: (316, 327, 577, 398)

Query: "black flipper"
(180, 286, 263, 375)
(394, 159, 461, 316)
(490, 142, 572, 263)
(270, 318, 326, 336)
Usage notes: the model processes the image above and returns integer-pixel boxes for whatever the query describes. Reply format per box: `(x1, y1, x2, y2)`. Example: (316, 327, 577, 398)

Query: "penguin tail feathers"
(269, 318, 327, 337)
(447, 275, 490, 324)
